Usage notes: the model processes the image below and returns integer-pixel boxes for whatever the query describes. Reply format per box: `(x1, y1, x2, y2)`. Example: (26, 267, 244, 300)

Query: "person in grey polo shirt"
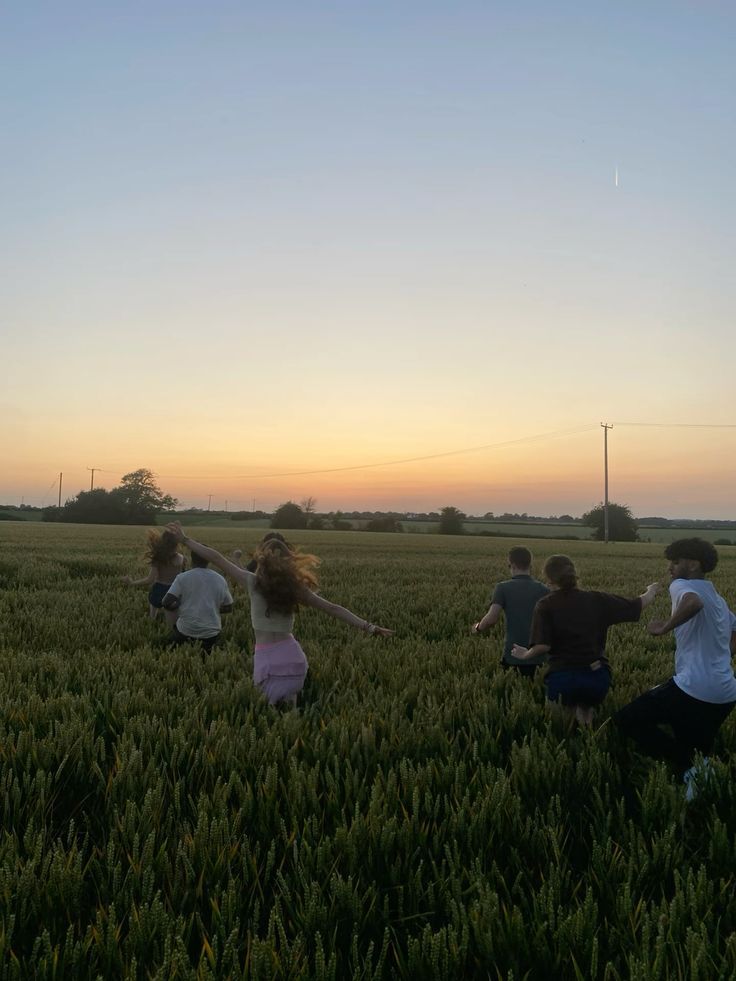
(471, 546, 549, 677)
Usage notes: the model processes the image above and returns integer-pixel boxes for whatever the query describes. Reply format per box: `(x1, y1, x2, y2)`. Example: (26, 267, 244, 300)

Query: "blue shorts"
(148, 582, 171, 609)
(546, 666, 611, 707)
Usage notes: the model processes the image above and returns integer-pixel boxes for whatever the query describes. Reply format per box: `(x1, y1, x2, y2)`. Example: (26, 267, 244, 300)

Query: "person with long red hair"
(166, 522, 392, 707)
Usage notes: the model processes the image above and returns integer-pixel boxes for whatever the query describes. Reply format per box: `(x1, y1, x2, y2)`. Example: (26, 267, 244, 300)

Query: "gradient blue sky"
(3, 1, 735, 516)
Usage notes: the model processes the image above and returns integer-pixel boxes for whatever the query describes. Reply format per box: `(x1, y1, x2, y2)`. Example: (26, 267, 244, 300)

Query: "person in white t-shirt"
(162, 551, 234, 653)
(615, 538, 736, 787)
(165, 522, 393, 708)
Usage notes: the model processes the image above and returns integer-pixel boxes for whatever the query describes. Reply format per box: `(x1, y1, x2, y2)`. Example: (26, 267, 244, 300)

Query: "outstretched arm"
(122, 566, 157, 587)
(166, 522, 250, 586)
(299, 588, 393, 636)
(639, 582, 661, 611)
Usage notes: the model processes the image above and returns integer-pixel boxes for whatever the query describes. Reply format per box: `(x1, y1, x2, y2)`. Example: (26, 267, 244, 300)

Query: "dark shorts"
(545, 666, 611, 707)
(502, 659, 539, 679)
(167, 626, 221, 653)
(148, 582, 171, 609)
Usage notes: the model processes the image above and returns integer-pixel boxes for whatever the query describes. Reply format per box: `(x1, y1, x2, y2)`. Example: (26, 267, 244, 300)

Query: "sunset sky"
(3, 1, 735, 518)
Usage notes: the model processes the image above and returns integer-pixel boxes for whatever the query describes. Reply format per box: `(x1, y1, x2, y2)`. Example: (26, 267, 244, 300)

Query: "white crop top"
(245, 572, 296, 632)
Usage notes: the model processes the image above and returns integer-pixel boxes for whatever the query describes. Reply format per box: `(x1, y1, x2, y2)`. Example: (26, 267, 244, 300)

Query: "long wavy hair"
(543, 554, 578, 591)
(253, 538, 319, 615)
(145, 529, 180, 566)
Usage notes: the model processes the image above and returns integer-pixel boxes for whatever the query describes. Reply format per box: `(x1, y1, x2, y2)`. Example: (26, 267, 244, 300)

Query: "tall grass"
(0, 524, 735, 978)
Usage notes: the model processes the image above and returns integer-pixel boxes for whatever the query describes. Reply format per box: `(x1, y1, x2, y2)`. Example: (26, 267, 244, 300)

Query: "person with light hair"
(615, 538, 736, 799)
(512, 554, 660, 726)
(166, 522, 392, 707)
(121, 529, 186, 627)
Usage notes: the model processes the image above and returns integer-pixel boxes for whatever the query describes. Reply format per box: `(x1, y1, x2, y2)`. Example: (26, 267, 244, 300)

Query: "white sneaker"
(683, 757, 713, 802)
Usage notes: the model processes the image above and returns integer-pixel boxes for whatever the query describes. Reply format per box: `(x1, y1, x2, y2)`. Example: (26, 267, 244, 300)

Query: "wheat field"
(1, 522, 735, 979)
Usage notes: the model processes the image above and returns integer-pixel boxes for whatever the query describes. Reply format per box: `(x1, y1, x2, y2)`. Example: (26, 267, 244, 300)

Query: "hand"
(645, 582, 662, 595)
(511, 644, 530, 659)
(121, 575, 132, 585)
(166, 521, 185, 543)
(647, 619, 669, 636)
(368, 624, 393, 637)
(471, 622, 482, 635)
(232, 549, 243, 559)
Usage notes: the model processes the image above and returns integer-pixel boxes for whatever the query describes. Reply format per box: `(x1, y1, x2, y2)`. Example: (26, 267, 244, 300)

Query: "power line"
(61, 423, 736, 487)
(620, 421, 736, 427)
(153, 425, 599, 481)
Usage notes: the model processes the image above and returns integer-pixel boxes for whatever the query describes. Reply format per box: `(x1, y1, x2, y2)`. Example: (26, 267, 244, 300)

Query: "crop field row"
(1, 523, 735, 979)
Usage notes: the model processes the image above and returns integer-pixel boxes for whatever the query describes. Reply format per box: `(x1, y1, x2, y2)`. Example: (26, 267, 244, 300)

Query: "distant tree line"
(638, 516, 736, 529)
(42, 470, 178, 525)
(9, 490, 733, 539)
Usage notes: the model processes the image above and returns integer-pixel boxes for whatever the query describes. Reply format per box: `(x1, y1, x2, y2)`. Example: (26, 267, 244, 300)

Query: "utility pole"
(207, 494, 213, 512)
(601, 423, 613, 544)
(87, 467, 98, 491)
(58, 472, 63, 508)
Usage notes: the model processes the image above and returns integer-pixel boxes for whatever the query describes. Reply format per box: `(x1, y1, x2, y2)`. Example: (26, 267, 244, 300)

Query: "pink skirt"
(253, 636, 308, 705)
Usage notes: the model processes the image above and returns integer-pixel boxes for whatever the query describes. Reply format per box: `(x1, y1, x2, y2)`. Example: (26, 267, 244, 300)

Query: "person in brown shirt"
(512, 554, 660, 726)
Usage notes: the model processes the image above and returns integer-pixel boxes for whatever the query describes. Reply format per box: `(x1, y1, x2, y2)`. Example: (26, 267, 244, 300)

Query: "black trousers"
(615, 678, 735, 775)
(501, 660, 538, 679)
(168, 627, 220, 654)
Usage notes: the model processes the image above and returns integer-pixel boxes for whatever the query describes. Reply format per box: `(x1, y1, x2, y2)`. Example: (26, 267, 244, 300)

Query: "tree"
(581, 502, 638, 542)
(438, 506, 465, 535)
(54, 469, 177, 525)
(271, 501, 308, 530)
(300, 496, 317, 515)
(56, 488, 128, 524)
(116, 469, 178, 524)
(365, 516, 403, 533)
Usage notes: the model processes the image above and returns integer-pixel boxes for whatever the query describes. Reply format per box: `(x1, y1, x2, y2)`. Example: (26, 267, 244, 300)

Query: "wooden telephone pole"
(601, 423, 613, 543)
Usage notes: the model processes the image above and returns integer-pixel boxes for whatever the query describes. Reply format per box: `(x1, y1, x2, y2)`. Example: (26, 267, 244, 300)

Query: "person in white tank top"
(166, 522, 392, 708)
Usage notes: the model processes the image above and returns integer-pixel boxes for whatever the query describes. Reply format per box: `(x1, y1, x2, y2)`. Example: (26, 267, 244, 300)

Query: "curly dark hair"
(664, 538, 718, 573)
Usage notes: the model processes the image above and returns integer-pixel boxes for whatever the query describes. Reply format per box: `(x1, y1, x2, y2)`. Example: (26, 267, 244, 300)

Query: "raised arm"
(298, 587, 393, 636)
(166, 522, 250, 586)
